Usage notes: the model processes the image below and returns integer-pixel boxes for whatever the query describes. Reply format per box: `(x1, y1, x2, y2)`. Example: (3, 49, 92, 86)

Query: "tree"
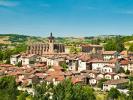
(128, 82, 133, 100)
(104, 40, 116, 51)
(97, 78, 108, 89)
(104, 36, 125, 52)
(60, 62, 68, 71)
(0, 76, 18, 100)
(18, 92, 28, 100)
(125, 69, 130, 75)
(108, 88, 120, 100)
(128, 76, 133, 82)
(16, 61, 22, 67)
(115, 36, 125, 52)
(33, 82, 53, 100)
(129, 44, 133, 52)
(53, 79, 96, 100)
(117, 67, 125, 73)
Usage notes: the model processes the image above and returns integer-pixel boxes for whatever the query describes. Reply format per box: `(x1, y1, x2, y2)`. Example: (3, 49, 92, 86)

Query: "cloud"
(0, 1, 18, 7)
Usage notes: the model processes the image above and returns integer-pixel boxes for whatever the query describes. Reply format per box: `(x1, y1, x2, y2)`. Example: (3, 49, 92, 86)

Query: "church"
(27, 33, 65, 55)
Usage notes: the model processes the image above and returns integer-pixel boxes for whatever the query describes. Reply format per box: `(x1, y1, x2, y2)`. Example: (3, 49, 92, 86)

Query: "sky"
(0, 0, 133, 37)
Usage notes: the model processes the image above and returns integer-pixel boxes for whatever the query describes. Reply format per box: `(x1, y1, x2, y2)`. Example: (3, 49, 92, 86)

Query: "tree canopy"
(0, 76, 18, 100)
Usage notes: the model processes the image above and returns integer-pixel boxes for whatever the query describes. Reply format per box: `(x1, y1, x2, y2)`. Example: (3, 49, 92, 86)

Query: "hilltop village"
(0, 33, 133, 99)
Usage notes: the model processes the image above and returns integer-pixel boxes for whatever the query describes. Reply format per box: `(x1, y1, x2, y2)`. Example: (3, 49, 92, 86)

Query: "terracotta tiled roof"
(0, 64, 14, 67)
(104, 79, 129, 85)
(120, 60, 128, 65)
(109, 58, 118, 63)
(78, 54, 91, 62)
(120, 50, 128, 55)
(103, 51, 116, 55)
(82, 44, 103, 48)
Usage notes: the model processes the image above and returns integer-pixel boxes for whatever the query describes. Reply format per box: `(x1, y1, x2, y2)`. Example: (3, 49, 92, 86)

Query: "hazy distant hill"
(0, 34, 133, 49)
(0, 34, 45, 45)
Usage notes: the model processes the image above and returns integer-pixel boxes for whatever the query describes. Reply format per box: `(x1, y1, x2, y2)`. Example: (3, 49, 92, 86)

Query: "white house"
(10, 54, 21, 65)
(102, 51, 118, 61)
(46, 56, 65, 66)
(103, 79, 129, 91)
(20, 54, 36, 66)
(102, 65, 116, 73)
(89, 78, 97, 85)
(90, 59, 110, 72)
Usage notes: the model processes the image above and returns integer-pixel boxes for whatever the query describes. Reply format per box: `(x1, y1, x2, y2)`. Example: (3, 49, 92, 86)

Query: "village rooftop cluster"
(0, 33, 133, 95)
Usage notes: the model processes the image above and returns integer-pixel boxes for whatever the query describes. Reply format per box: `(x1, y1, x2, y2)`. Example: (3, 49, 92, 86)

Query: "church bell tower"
(48, 32, 54, 53)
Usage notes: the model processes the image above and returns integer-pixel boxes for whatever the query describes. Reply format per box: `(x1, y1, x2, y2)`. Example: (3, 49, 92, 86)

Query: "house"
(114, 73, 127, 80)
(45, 66, 65, 85)
(103, 79, 129, 91)
(90, 59, 110, 72)
(102, 65, 116, 73)
(102, 51, 118, 61)
(128, 61, 133, 73)
(119, 58, 129, 71)
(81, 44, 103, 54)
(66, 55, 79, 71)
(104, 73, 116, 80)
(10, 54, 21, 65)
(89, 78, 97, 85)
(20, 54, 37, 66)
(78, 54, 91, 72)
(46, 56, 65, 66)
(120, 50, 128, 58)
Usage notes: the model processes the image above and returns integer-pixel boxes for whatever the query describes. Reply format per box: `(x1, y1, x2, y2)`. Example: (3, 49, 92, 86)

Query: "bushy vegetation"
(0, 76, 18, 100)
(32, 79, 96, 100)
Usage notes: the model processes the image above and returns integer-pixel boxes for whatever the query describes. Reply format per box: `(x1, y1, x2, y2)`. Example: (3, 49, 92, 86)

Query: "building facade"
(27, 33, 65, 55)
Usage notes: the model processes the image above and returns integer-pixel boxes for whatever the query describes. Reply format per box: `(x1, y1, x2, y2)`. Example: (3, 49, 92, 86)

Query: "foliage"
(53, 79, 96, 100)
(0, 76, 18, 100)
(117, 67, 125, 73)
(128, 76, 133, 81)
(128, 82, 133, 100)
(0, 43, 27, 62)
(125, 69, 130, 75)
(33, 82, 53, 100)
(32, 79, 96, 100)
(60, 62, 68, 71)
(91, 38, 102, 45)
(104, 36, 125, 52)
(128, 44, 133, 52)
(18, 92, 28, 100)
(97, 78, 108, 89)
(107, 88, 120, 100)
(16, 61, 22, 67)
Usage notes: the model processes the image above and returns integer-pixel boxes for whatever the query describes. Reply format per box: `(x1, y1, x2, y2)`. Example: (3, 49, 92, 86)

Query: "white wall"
(103, 84, 116, 91)
(78, 60, 86, 72)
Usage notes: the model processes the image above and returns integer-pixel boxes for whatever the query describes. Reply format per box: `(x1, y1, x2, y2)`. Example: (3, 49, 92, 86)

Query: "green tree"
(97, 78, 108, 89)
(104, 40, 116, 51)
(33, 82, 53, 100)
(125, 69, 130, 75)
(115, 36, 125, 52)
(104, 36, 125, 52)
(117, 67, 125, 73)
(18, 92, 28, 100)
(128, 82, 133, 100)
(16, 61, 22, 67)
(53, 79, 96, 100)
(60, 62, 68, 71)
(0, 76, 18, 100)
(108, 88, 120, 100)
(128, 44, 133, 52)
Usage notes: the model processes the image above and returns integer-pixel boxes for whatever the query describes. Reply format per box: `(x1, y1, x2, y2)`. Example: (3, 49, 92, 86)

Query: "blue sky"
(0, 0, 133, 37)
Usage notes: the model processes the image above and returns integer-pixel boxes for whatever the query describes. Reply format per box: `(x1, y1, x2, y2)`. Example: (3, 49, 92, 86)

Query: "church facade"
(27, 33, 65, 55)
